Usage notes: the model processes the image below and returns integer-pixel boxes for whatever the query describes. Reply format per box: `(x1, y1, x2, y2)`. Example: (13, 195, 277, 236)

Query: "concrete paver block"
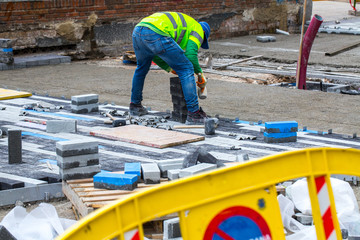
(167, 169, 180, 180)
(60, 165, 101, 180)
(124, 162, 141, 179)
(265, 121, 298, 133)
(179, 163, 217, 178)
(56, 139, 98, 157)
(0, 39, 13, 48)
(157, 159, 183, 178)
(71, 103, 99, 113)
(141, 163, 160, 184)
(8, 129, 22, 164)
(163, 217, 181, 239)
(182, 148, 200, 168)
(93, 172, 137, 190)
(256, 36, 276, 42)
(198, 147, 224, 167)
(264, 132, 297, 143)
(0, 177, 24, 190)
(71, 94, 99, 105)
(0, 172, 47, 187)
(46, 119, 77, 133)
(57, 153, 99, 169)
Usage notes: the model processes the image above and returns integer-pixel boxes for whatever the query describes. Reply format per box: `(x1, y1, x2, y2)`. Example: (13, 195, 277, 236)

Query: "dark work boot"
(185, 107, 208, 125)
(129, 102, 148, 116)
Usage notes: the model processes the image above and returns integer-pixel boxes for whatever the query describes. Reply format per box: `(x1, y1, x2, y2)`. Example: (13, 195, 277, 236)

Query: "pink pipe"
(297, 14, 323, 90)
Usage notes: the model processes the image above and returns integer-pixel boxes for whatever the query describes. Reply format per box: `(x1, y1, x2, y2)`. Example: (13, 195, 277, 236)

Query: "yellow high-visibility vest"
(138, 12, 204, 49)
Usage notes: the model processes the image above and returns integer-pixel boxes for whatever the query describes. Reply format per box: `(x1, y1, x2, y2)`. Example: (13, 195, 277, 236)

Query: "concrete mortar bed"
(1, 95, 360, 207)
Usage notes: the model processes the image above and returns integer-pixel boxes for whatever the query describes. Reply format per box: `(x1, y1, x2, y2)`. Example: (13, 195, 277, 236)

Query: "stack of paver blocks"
(71, 94, 99, 114)
(0, 39, 14, 64)
(170, 77, 187, 123)
(56, 139, 101, 180)
(264, 121, 298, 143)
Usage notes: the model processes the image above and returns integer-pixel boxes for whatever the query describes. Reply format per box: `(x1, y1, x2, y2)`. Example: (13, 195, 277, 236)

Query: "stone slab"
(0, 182, 63, 207)
(0, 173, 47, 187)
(179, 163, 217, 178)
(46, 119, 77, 133)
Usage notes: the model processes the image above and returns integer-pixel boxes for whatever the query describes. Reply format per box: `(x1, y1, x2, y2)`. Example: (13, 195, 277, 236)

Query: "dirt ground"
(1, 58, 359, 135)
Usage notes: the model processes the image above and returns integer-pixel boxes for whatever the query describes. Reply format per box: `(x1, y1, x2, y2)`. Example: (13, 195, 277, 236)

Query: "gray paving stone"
(46, 119, 77, 133)
(57, 153, 99, 169)
(141, 163, 160, 184)
(256, 36, 276, 42)
(167, 169, 180, 180)
(8, 129, 22, 164)
(60, 165, 101, 180)
(0, 38, 13, 48)
(71, 94, 99, 105)
(163, 217, 181, 239)
(60, 56, 71, 63)
(71, 103, 99, 113)
(0, 172, 46, 187)
(179, 163, 217, 178)
(56, 139, 98, 157)
(158, 159, 183, 178)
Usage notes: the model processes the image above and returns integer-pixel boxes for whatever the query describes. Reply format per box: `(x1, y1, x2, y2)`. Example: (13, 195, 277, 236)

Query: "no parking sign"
(204, 206, 272, 240)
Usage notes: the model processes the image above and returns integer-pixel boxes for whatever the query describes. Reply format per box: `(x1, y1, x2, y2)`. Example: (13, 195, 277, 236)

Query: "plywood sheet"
(90, 125, 204, 148)
(0, 88, 32, 100)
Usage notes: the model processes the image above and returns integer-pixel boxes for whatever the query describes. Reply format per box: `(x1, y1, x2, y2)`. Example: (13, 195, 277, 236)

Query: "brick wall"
(0, 0, 302, 56)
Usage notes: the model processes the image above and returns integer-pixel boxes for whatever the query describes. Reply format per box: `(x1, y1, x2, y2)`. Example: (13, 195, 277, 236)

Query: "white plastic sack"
(286, 226, 316, 240)
(286, 177, 360, 236)
(286, 178, 359, 216)
(277, 194, 305, 232)
(0, 203, 77, 240)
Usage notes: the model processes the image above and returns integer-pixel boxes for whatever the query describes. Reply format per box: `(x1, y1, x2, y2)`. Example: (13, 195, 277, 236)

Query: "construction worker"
(129, 12, 210, 124)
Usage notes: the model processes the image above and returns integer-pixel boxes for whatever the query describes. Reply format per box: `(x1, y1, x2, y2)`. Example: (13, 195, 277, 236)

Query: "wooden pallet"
(62, 177, 170, 217)
(63, 177, 176, 238)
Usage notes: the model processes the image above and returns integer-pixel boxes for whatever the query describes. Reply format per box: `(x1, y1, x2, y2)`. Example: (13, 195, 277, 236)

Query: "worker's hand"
(196, 72, 207, 87)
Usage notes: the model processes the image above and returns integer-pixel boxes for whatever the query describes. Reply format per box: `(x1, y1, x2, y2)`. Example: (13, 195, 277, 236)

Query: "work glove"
(196, 73, 207, 99)
(168, 68, 177, 75)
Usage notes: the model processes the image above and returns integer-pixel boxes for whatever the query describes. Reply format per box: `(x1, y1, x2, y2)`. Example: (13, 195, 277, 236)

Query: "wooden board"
(0, 88, 32, 100)
(90, 125, 205, 148)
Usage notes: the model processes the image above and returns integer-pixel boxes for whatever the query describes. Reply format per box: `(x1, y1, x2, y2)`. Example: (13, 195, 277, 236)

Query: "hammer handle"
(105, 113, 116, 121)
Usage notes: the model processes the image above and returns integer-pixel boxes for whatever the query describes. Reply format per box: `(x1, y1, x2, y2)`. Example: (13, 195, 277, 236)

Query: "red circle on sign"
(203, 206, 272, 240)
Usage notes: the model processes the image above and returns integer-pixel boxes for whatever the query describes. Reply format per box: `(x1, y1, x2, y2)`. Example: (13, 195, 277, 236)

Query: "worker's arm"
(152, 56, 171, 72)
(184, 39, 203, 74)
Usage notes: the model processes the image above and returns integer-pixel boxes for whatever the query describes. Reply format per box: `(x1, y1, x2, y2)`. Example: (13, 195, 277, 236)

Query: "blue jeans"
(131, 26, 199, 113)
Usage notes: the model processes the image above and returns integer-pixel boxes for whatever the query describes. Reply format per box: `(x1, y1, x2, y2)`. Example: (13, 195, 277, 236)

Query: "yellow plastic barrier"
(57, 148, 360, 240)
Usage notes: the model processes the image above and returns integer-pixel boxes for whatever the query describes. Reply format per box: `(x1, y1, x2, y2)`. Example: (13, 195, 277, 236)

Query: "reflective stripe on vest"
(163, 12, 187, 45)
(190, 31, 203, 45)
